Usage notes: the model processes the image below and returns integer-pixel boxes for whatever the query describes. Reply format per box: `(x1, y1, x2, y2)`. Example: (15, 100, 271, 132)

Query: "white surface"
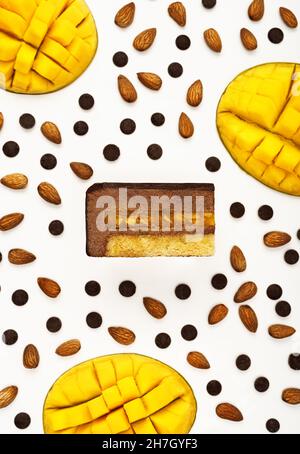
(0, 0, 300, 435)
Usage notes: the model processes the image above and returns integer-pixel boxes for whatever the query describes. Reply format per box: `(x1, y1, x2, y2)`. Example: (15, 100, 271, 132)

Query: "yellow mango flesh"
(0, 0, 98, 94)
(43, 354, 197, 434)
(217, 63, 300, 196)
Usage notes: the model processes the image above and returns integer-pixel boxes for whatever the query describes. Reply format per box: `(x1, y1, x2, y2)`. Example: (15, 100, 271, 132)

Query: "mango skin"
(217, 63, 300, 196)
(43, 354, 197, 434)
(0, 0, 98, 94)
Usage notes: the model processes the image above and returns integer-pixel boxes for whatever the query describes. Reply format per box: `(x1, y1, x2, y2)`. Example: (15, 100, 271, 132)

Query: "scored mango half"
(43, 354, 197, 434)
(0, 0, 98, 94)
(217, 63, 300, 196)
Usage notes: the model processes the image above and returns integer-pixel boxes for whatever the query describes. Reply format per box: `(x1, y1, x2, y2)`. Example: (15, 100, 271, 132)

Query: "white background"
(0, 0, 299, 434)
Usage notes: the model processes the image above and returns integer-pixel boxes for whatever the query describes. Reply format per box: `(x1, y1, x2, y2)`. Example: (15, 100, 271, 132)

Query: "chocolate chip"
(206, 156, 221, 172)
(288, 353, 300, 370)
(19, 113, 35, 129)
(176, 35, 191, 50)
(284, 249, 299, 265)
(113, 51, 128, 68)
(266, 284, 282, 300)
(85, 280, 101, 296)
(14, 413, 31, 429)
(74, 121, 89, 136)
(254, 377, 270, 392)
(181, 324, 198, 341)
(86, 312, 102, 329)
(297, 229, 300, 240)
(275, 301, 291, 317)
(49, 220, 64, 236)
(266, 418, 280, 433)
(206, 380, 222, 396)
(120, 118, 136, 135)
(151, 113, 165, 127)
(258, 205, 273, 220)
(40, 153, 57, 170)
(211, 274, 227, 290)
(268, 28, 284, 44)
(12, 290, 28, 306)
(175, 284, 191, 300)
(202, 0, 217, 8)
(147, 144, 163, 160)
(236, 354, 251, 371)
(46, 317, 62, 333)
(2, 329, 18, 345)
(168, 62, 183, 78)
(103, 144, 120, 161)
(3, 141, 19, 158)
(0, 252, 2, 262)
(155, 333, 171, 349)
(79, 94, 94, 110)
(119, 280, 136, 297)
(230, 202, 245, 219)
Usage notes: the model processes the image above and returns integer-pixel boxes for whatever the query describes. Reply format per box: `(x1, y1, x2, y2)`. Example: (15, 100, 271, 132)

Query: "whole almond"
(133, 28, 157, 51)
(115, 2, 135, 28)
(239, 305, 258, 333)
(216, 403, 243, 422)
(37, 277, 61, 298)
(263, 231, 291, 248)
(282, 388, 300, 405)
(208, 304, 229, 325)
(70, 162, 93, 180)
(179, 112, 194, 138)
(56, 339, 81, 356)
(279, 7, 298, 28)
(187, 80, 203, 107)
(204, 28, 222, 53)
(23, 344, 40, 369)
(248, 0, 264, 21)
(240, 28, 257, 50)
(8, 248, 36, 265)
(0, 112, 3, 130)
(0, 386, 18, 409)
(230, 246, 247, 272)
(37, 182, 61, 205)
(268, 324, 296, 339)
(168, 2, 186, 27)
(0, 213, 24, 231)
(187, 351, 210, 369)
(118, 75, 137, 103)
(1, 173, 28, 190)
(143, 297, 167, 319)
(234, 281, 257, 303)
(108, 327, 135, 345)
(137, 72, 162, 90)
(41, 122, 61, 144)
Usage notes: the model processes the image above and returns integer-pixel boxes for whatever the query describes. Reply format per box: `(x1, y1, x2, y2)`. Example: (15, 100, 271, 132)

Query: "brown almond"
(248, 0, 264, 21)
(115, 2, 135, 28)
(108, 327, 135, 345)
(1, 173, 28, 190)
(0, 213, 24, 231)
(234, 281, 257, 303)
(187, 80, 203, 107)
(41, 122, 61, 144)
(0, 386, 18, 409)
(282, 388, 300, 405)
(268, 324, 296, 339)
(168, 2, 186, 27)
(56, 339, 81, 356)
(133, 28, 157, 51)
(204, 28, 222, 53)
(137, 72, 162, 90)
(230, 246, 247, 272)
(143, 297, 167, 319)
(280, 7, 298, 28)
(216, 403, 243, 422)
(37, 277, 61, 298)
(23, 344, 40, 369)
(208, 304, 229, 325)
(239, 305, 258, 333)
(179, 112, 194, 139)
(118, 75, 137, 103)
(0, 112, 3, 130)
(8, 248, 36, 265)
(70, 162, 93, 180)
(240, 28, 257, 50)
(187, 351, 210, 369)
(37, 182, 61, 205)
(263, 231, 291, 248)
